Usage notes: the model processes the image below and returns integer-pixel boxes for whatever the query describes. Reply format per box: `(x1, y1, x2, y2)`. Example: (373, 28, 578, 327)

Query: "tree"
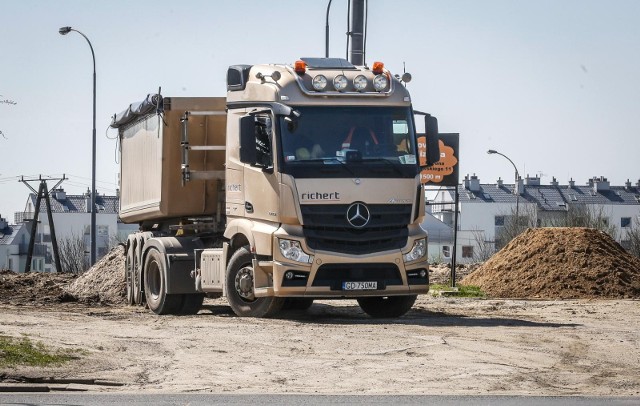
(58, 233, 88, 274)
(494, 205, 537, 250)
(543, 204, 618, 239)
(471, 228, 496, 262)
(623, 216, 640, 259)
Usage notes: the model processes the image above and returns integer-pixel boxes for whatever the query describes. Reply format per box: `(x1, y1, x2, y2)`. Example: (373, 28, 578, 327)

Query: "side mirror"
(424, 114, 440, 167)
(239, 115, 257, 165)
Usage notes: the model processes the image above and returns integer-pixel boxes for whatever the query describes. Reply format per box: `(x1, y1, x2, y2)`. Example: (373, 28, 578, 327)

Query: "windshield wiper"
(361, 158, 405, 176)
(300, 158, 358, 178)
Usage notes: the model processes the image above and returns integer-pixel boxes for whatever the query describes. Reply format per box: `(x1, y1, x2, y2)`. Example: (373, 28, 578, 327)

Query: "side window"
(255, 114, 273, 167)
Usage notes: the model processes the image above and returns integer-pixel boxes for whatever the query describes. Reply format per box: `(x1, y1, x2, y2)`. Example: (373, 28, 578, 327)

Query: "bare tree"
(471, 228, 495, 261)
(623, 216, 640, 259)
(58, 233, 88, 274)
(543, 204, 618, 239)
(495, 205, 536, 250)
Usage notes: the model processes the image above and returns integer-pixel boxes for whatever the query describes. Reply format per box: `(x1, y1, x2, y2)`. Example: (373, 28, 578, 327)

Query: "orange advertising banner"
(417, 133, 459, 186)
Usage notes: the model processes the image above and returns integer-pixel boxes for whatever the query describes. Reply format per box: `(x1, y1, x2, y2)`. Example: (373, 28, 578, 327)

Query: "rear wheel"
(143, 248, 182, 315)
(125, 242, 134, 305)
(178, 293, 205, 315)
(357, 295, 417, 318)
(226, 246, 284, 317)
(132, 244, 143, 305)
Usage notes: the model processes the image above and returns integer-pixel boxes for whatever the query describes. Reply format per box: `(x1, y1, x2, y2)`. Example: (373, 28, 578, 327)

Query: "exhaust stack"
(349, 0, 365, 66)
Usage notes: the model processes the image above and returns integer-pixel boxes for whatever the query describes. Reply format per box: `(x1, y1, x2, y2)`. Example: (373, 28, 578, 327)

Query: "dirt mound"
(64, 245, 126, 304)
(462, 227, 640, 299)
(0, 269, 77, 306)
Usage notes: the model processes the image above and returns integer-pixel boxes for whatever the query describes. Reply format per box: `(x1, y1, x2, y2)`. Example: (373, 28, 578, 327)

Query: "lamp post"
(487, 149, 520, 223)
(59, 26, 97, 266)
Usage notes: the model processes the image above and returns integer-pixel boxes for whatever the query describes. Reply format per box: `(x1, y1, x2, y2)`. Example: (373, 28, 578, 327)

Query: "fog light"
(285, 271, 294, 280)
(333, 74, 348, 91)
(373, 74, 388, 91)
(353, 75, 368, 91)
(419, 269, 427, 278)
(312, 75, 327, 91)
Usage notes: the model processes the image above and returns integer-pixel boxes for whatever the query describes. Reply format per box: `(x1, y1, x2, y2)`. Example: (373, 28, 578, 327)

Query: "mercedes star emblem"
(346, 202, 371, 228)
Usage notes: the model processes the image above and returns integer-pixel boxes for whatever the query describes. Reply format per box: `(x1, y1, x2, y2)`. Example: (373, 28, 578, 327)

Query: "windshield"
(278, 106, 418, 178)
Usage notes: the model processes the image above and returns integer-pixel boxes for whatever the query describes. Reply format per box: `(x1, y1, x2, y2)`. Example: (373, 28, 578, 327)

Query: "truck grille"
(312, 263, 402, 289)
(301, 204, 411, 255)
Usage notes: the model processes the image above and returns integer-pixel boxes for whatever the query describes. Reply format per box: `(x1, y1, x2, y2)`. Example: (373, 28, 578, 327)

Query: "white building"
(0, 215, 47, 273)
(16, 189, 138, 272)
(427, 175, 640, 264)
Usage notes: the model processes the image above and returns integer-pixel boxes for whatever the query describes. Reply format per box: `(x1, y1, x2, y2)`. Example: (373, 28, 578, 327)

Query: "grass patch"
(0, 335, 76, 368)
(429, 284, 486, 298)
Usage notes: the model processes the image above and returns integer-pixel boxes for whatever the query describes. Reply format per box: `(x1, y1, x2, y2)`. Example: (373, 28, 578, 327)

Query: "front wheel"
(225, 246, 284, 317)
(357, 295, 417, 318)
(143, 248, 183, 315)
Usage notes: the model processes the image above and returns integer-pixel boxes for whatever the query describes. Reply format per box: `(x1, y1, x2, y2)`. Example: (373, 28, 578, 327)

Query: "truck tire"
(282, 298, 314, 311)
(125, 243, 134, 305)
(132, 244, 143, 305)
(226, 246, 284, 317)
(178, 293, 205, 315)
(357, 295, 417, 318)
(143, 248, 182, 315)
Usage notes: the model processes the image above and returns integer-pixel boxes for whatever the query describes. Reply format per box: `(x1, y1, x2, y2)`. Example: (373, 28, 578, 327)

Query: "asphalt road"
(1, 394, 639, 405)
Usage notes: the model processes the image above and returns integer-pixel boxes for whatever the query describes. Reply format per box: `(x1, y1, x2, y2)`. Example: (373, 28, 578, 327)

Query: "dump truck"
(111, 57, 441, 317)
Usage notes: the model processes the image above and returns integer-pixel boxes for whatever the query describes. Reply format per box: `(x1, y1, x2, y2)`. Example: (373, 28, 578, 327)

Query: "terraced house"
(426, 175, 640, 264)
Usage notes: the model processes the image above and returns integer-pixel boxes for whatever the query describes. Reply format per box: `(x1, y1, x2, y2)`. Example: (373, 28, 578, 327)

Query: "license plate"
(342, 281, 377, 291)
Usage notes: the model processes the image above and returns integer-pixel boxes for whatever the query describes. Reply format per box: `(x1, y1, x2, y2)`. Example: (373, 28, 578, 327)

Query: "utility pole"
(20, 175, 66, 273)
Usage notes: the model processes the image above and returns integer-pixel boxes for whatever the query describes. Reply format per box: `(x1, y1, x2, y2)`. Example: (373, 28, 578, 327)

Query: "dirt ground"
(1, 297, 639, 395)
(1, 228, 639, 394)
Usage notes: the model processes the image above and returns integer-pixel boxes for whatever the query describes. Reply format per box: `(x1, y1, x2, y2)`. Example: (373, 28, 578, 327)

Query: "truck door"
(242, 113, 279, 223)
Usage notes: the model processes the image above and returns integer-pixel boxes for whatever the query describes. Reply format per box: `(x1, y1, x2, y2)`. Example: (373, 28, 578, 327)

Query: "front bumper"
(268, 226, 429, 298)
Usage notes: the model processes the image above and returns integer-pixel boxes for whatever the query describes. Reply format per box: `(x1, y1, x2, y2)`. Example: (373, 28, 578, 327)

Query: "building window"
(442, 245, 451, 258)
(621, 217, 631, 228)
(495, 216, 505, 226)
(462, 246, 474, 258)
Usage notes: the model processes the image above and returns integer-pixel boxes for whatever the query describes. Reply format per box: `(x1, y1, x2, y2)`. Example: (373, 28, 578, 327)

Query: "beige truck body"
(114, 58, 434, 317)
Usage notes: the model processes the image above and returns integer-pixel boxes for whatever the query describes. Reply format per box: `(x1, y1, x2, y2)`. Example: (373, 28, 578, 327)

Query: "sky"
(1, 0, 639, 220)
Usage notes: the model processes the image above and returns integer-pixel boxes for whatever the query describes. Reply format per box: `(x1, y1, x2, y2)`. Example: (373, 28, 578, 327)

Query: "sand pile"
(462, 227, 640, 299)
(64, 244, 126, 304)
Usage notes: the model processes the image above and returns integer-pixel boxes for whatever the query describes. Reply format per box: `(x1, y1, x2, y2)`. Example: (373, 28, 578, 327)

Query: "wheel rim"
(147, 259, 162, 300)
(235, 266, 255, 302)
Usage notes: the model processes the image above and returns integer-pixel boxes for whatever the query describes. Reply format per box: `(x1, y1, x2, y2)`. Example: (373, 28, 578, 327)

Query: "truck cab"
(217, 58, 435, 317)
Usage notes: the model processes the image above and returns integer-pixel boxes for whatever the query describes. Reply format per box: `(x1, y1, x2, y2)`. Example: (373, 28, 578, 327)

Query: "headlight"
(312, 75, 327, 91)
(333, 74, 348, 91)
(403, 239, 426, 262)
(353, 75, 368, 91)
(373, 74, 388, 91)
(279, 239, 312, 263)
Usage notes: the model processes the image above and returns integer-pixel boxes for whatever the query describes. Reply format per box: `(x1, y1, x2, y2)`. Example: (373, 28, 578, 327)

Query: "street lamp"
(59, 26, 97, 266)
(487, 149, 520, 222)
